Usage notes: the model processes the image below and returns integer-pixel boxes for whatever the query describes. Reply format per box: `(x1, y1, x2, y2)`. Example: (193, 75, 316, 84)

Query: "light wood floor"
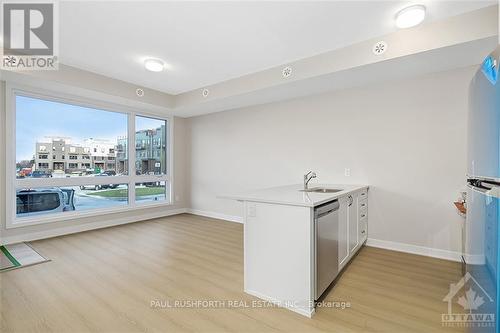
(1, 214, 464, 333)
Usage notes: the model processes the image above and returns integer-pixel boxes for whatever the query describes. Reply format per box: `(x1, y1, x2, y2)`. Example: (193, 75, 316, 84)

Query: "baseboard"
(187, 209, 243, 224)
(464, 253, 485, 265)
(244, 289, 314, 318)
(366, 238, 461, 262)
(1, 208, 188, 245)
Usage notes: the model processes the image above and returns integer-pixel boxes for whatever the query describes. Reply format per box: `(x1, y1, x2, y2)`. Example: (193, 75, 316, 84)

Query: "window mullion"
(128, 113, 136, 206)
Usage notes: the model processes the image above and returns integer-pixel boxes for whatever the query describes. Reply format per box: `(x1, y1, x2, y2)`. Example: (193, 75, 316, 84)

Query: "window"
(17, 191, 60, 215)
(135, 181, 167, 203)
(135, 116, 167, 176)
(16, 185, 128, 218)
(10, 92, 171, 225)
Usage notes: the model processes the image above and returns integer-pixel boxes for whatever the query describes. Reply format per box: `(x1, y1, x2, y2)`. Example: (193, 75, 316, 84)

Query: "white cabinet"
(338, 196, 349, 267)
(358, 195, 368, 244)
(348, 194, 359, 254)
(338, 189, 368, 270)
(225, 184, 369, 318)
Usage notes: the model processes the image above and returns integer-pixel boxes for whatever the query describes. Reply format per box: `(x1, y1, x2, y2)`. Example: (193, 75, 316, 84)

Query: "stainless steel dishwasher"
(314, 199, 340, 300)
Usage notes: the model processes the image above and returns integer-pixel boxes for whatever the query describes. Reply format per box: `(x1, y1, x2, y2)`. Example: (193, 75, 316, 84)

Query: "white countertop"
(219, 184, 369, 207)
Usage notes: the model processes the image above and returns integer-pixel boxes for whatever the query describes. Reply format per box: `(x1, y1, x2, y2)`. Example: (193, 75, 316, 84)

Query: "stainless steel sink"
(300, 187, 343, 193)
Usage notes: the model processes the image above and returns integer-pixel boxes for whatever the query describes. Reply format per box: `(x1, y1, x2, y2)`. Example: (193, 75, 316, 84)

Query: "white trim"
(128, 112, 136, 208)
(1, 71, 173, 115)
(186, 209, 243, 223)
(244, 289, 315, 318)
(366, 238, 461, 262)
(5, 82, 173, 229)
(464, 253, 485, 265)
(13, 201, 174, 228)
(0, 208, 187, 246)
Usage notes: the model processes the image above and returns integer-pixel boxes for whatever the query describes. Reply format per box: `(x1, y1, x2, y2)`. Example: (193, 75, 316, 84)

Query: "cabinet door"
(338, 196, 349, 267)
(348, 193, 359, 254)
(358, 197, 368, 243)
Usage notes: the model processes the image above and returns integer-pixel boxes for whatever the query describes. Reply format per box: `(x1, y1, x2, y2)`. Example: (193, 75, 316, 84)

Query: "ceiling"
(59, 1, 495, 95)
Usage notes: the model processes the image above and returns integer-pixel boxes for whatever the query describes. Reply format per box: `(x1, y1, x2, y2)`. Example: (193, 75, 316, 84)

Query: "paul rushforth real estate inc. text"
(150, 299, 352, 310)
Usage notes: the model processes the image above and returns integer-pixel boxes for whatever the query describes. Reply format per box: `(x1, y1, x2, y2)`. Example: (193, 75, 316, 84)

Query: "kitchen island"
(221, 184, 369, 317)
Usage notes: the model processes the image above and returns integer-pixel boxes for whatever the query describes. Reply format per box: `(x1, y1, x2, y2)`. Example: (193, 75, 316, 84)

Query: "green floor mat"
(0, 243, 49, 272)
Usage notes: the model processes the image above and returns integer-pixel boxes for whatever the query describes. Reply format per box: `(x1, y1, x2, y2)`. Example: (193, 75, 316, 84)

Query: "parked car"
(96, 173, 119, 189)
(52, 170, 66, 178)
(80, 183, 102, 190)
(79, 173, 118, 190)
(16, 188, 75, 217)
(31, 170, 52, 178)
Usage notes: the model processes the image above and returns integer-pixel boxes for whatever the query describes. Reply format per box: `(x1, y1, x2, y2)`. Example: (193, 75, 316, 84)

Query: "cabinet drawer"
(359, 189, 368, 200)
(358, 199, 368, 220)
(359, 218, 368, 240)
(358, 199, 368, 211)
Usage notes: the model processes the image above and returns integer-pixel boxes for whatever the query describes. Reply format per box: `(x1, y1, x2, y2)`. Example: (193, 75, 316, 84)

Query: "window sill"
(7, 201, 174, 229)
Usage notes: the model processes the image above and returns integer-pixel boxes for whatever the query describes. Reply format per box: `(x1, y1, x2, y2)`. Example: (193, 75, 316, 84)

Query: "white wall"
(187, 66, 476, 255)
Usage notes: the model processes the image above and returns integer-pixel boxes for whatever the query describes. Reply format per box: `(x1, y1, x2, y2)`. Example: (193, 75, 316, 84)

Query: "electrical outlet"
(344, 168, 351, 177)
(248, 204, 257, 217)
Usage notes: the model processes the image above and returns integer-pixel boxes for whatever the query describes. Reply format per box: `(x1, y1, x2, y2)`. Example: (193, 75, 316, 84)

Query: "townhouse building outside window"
(9, 89, 171, 227)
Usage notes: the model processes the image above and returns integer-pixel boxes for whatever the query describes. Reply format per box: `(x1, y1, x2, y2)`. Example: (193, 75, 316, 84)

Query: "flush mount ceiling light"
(144, 58, 165, 72)
(395, 5, 426, 29)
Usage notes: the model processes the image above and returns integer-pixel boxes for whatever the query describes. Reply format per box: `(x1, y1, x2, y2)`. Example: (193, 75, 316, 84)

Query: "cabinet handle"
(361, 230, 366, 234)
(361, 203, 366, 207)
(361, 214, 366, 218)
(348, 195, 353, 206)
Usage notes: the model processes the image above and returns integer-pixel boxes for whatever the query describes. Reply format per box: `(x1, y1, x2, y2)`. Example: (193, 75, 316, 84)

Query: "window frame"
(6, 83, 174, 228)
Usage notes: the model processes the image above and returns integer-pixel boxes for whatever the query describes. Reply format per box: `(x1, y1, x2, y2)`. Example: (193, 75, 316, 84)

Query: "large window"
(9, 91, 171, 226)
(135, 116, 167, 176)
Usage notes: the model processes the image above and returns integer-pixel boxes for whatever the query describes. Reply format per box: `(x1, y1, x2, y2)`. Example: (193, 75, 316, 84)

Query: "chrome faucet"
(304, 171, 317, 190)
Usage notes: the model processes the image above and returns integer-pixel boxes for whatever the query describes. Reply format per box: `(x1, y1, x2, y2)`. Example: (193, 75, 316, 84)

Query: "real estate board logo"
(442, 272, 495, 328)
(2, 1, 58, 70)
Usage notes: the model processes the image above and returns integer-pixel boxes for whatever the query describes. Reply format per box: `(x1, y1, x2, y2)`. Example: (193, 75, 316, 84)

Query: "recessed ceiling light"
(144, 58, 165, 72)
(395, 5, 426, 29)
